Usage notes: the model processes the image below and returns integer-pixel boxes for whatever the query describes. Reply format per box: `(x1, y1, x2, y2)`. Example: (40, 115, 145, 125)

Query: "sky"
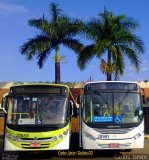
(0, 0, 149, 83)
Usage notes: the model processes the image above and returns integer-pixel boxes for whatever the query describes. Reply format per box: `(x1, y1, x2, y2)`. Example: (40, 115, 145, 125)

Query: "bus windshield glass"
(7, 95, 68, 125)
(83, 92, 143, 124)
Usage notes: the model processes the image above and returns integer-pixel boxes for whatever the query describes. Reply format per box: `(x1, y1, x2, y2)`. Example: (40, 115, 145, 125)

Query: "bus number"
(16, 133, 29, 138)
(99, 135, 109, 139)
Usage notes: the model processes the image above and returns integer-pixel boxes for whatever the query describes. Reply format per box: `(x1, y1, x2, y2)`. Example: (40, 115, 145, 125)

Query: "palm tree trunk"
(107, 50, 112, 81)
(107, 72, 111, 81)
(55, 46, 60, 84)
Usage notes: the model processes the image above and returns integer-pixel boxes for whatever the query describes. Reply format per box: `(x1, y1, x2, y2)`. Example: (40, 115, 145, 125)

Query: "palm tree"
(78, 8, 144, 81)
(20, 3, 83, 83)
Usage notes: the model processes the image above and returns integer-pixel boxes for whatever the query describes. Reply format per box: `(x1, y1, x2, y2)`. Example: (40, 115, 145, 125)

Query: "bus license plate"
(30, 143, 41, 147)
(108, 143, 119, 148)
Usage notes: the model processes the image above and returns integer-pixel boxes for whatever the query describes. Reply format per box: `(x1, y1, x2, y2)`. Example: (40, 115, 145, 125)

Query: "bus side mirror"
(0, 104, 3, 117)
(142, 95, 147, 104)
(69, 101, 79, 117)
(1, 96, 8, 114)
(70, 100, 74, 117)
(77, 94, 83, 104)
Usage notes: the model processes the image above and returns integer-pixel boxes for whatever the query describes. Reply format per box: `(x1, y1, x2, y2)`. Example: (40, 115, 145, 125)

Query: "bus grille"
(21, 143, 50, 149)
(22, 147, 48, 149)
(94, 128, 133, 134)
(20, 137, 52, 140)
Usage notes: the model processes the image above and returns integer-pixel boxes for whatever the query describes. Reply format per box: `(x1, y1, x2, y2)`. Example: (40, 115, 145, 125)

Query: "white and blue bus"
(78, 81, 144, 150)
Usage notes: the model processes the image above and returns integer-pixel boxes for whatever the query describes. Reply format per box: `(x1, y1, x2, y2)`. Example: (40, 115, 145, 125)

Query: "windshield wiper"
(93, 91, 108, 105)
(119, 91, 130, 106)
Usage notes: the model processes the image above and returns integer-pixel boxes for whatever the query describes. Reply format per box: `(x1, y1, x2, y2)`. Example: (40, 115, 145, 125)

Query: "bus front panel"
(80, 82, 144, 150)
(3, 85, 71, 151)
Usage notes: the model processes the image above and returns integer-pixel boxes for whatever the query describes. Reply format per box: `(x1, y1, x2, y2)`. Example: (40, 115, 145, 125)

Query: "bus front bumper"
(82, 135, 144, 150)
(4, 133, 70, 151)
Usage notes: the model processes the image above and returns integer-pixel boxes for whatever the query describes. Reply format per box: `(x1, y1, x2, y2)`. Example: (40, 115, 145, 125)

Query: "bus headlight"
(50, 129, 68, 141)
(63, 129, 68, 136)
(134, 133, 141, 140)
(53, 136, 58, 141)
(6, 133, 19, 141)
(59, 134, 63, 139)
(83, 131, 96, 141)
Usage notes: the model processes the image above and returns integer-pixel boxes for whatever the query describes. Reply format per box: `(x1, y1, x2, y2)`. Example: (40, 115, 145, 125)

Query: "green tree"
(20, 3, 83, 83)
(78, 8, 144, 81)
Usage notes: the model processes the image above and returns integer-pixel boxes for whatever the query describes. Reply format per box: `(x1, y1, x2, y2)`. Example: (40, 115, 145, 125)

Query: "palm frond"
(77, 44, 97, 70)
(85, 19, 102, 39)
(28, 18, 49, 34)
(112, 30, 144, 57)
(66, 18, 84, 36)
(49, 3, 62, 23)
(52, 16, 84, 40)
(130, 34, 144, 53)
(113, 46, 125, 75)
(20, 35, 50, 60)
(100, 59, 107, 73)
(114, 71, 120, 81)
(96, 40, 110, 56)
(121, 17, 139, 30)
(62, 38, 84, 54)
(37, 41, 59, 68)
(37, 49, 49, 68)
(121, 46, 141, 72)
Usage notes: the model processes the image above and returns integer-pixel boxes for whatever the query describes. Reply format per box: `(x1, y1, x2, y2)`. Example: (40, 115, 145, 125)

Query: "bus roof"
(10, 83, 70, 90)
(84, 81, 141, 92)
(9, 83, 70, 95)
(84, 81, 140, 87)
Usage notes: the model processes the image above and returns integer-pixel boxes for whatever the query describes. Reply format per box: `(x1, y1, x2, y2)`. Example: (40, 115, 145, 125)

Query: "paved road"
(0, 139, 149, 160)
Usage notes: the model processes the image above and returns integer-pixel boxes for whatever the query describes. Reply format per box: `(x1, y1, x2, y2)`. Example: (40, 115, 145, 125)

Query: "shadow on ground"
(0, 150, 122, 160)
(0, 133, 124, 160)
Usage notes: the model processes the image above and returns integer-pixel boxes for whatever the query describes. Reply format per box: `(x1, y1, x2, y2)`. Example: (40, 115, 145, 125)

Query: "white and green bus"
(78, 81, 144, 150)
(1, 84, 74, 151)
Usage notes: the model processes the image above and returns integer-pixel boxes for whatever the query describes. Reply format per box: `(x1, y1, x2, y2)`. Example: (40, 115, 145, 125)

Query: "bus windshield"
(83, 92, 143, 124)
(7, 95, 68, 125)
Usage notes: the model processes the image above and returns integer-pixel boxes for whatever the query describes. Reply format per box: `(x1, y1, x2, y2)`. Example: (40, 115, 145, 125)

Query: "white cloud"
(0, 1, 28, 14)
